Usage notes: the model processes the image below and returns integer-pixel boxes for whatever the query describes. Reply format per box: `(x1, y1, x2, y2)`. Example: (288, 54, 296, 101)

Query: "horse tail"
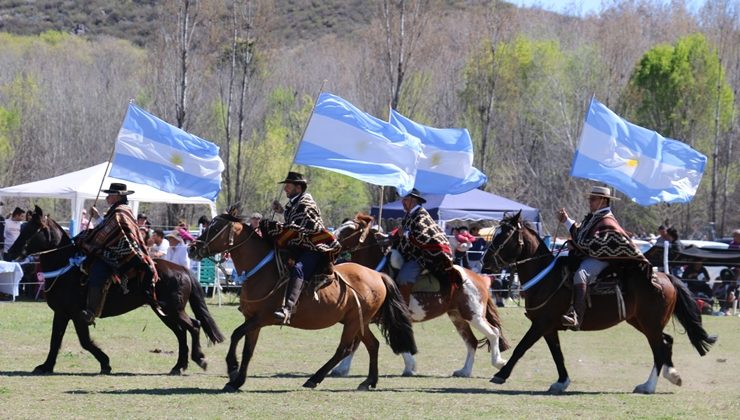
(485, 298, 511, 352)
(376, 273, 418, 355)
(669, 274, 716, 356)
(188, 273, 225, 345)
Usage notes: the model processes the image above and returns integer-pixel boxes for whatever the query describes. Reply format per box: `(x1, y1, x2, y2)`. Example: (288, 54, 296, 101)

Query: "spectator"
(454, 226, 475, 269)
(3, 207, 26, 259)
(713, 268, 738, 315)
(136, 213, 148, 227)
(176, 219, 195, 244)
(80, 209, 91, 230)
(139, 226, 153, 247)
(164, 231, 191, 269)
(197, 215, 210, 232)
(655, 225, 669, 246)
(149, 229, 169, 258)
(25, 209, 33, 222)
(468, 226, 488, 273)
(729, 229, 740, 249)
(682, 261, 712, 299)
(250, 212, 262, 237)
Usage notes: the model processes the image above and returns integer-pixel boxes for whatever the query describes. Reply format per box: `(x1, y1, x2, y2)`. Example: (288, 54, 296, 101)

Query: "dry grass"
(0, 299, 738, 419)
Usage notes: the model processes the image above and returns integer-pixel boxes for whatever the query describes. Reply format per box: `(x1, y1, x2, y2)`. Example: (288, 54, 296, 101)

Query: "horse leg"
(226, 318, 258, 381)
(304, 325, 362, 389)
(447, 311, 478, 377)
(491, 321, 546, 385)
(330, 347, 358, 377)
(543, 331, 570, 394)
(33, 313, 70, 374)
(401, 352, 417, 377)
(71, 317, 111, 374)
(178, 311, 207, 371)
(467, 309, 508, 371)
(628, 319, 672, 394)
(223, 327, 261, 392)
(155, 312, 189, 375)
(660, 333, 682, 386)
(356, 329, 381, 391)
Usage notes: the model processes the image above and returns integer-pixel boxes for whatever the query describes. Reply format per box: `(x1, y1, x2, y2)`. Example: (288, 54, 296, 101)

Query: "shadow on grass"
(67, 387, 230, 395)
(0, 370, 172, 377)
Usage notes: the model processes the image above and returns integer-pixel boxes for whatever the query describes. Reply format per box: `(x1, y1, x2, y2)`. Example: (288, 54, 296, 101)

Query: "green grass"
(0, 298, 738, 419)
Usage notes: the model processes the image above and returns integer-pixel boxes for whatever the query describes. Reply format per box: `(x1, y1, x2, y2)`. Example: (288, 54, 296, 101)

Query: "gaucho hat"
(277, 171, 308, 186)
(102, 182, 135, 196)
(585, 185, 619, 200)
(404, 188, 427, 204)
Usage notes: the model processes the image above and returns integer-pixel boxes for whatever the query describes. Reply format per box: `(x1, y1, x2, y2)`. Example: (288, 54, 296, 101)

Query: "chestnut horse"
(6, 206, 225, 375)
(188, 213, 417, 392)
(483, 212, 716, 394)
(330, 214, 509, 378)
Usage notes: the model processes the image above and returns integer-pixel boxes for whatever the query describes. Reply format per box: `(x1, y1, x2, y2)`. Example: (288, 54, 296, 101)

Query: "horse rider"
(557, 185, 645, 330)
(393, 189, 462, 306)
(264, 171, 341, 324)
(76, 183, 161, 325)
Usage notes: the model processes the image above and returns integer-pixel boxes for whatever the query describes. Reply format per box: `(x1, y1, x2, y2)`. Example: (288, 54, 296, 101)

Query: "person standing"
(164, 231, 190, 270)
(77, 183, 160, 325)
(557, 186, 644, 330)
(149, 229, 170, 258)
(729, 229, 740, 250)
(3, 207, 26, 259)
(263, 172, 341, 323)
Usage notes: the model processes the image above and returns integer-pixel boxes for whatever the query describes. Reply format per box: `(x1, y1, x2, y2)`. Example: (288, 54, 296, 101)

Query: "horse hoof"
(452, 369, 471, 378)
(32, 365, 53, 375)
(633, 384, 654, 394)
(169, 368, 183, 376)
(222, 383, 241, 393)
(196, 359, 208, 371)
(548, 378, 570, 395)
(100, 366, 112, 375)
(303, 380, 318, 389)
(490, 376, 506, 385)
(401, 370, 415, 377)
(357, 382, 375, 391)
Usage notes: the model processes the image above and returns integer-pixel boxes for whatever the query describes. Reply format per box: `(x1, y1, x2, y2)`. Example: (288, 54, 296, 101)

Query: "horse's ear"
(226, 203, 242, 217)
(34, 205, 43, 217)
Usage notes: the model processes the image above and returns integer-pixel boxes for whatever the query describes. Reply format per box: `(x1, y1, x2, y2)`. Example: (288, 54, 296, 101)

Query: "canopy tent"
(0, 162, 217, 234)
(370, 188, 540, 226)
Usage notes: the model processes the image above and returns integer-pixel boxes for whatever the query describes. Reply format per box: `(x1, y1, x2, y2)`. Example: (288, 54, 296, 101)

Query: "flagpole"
(86, 100, 133, 230)
(377, 187, 384, 231)
(270, 80, 328, 220)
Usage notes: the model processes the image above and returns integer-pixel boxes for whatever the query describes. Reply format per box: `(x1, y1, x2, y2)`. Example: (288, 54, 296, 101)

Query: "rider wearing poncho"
(393, 189, 461, 305)
(76, 183, 160, 325)
(557, 185, 645, 330)
(263, 171, 341, 323)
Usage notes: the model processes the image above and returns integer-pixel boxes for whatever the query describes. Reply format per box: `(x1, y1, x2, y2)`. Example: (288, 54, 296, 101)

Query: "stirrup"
(80, 310, 96, 326)
(561, 309, 579, 329)
(273, 307, 291, 324)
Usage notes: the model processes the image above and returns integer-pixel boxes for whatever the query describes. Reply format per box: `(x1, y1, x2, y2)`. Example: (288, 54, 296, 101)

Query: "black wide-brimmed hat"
(102, 182, 135, 196)
(404, 188, 426, 204)
(277, 171, 308, 186)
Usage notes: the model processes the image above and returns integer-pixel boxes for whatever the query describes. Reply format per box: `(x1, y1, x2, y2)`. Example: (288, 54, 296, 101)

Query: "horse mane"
(221, 212, 248, 224)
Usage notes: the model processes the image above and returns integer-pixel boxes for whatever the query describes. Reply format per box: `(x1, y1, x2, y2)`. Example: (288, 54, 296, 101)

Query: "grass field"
(1, 297, 738, 419)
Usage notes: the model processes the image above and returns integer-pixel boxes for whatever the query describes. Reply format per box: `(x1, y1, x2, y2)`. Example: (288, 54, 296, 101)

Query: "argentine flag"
(295, 93, 423, 196)
(571, 98, 706, 206)
(390, 109, 487, 194)
(110, 104, 225, 201)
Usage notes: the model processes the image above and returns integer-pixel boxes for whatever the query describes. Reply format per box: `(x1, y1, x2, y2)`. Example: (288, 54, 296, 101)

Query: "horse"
(188, 213, 417, 392)
(329, 214, 509, 378)
(482, 211, 716, 394)
(6, 206, 225, 375)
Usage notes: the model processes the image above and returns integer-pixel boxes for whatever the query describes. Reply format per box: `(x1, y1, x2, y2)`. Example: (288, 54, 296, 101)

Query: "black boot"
(562, 283, 587, 330)
(274, 276, 304, 324)
(80, 283, 105, 326)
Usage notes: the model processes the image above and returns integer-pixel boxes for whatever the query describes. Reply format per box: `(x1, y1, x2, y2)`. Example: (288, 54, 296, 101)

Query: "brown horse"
(330, 214, 509, 377)
(5, 206, 224, 375)
(188, 213, 417, 392)
(483, 211, 716, 394)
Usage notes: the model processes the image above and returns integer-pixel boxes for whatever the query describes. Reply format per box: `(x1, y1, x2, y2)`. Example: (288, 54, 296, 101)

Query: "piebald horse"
(188, 213, 417, 392)
(330, 214, 509, 377)
(483, 211, 716, 394)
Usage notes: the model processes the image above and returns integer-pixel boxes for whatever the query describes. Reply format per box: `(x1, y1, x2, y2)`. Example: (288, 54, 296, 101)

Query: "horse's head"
(333, 213, 389, 265)
(5, 205, 68, 261)
(482, 211, 535, 272)
(189, 211, 259, 261)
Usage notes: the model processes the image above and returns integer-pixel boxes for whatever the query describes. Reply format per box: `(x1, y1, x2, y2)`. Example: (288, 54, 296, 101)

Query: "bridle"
(483, 221, 524, 268)
(335, 219, 381, 257)
(191, 215, 255, 260)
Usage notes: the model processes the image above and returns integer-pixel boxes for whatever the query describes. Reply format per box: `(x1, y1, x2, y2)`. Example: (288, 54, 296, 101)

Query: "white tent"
(0, 162, 217, 234)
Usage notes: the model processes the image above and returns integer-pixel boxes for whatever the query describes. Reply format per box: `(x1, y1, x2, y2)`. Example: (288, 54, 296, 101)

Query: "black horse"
(6, 206, 225, 375)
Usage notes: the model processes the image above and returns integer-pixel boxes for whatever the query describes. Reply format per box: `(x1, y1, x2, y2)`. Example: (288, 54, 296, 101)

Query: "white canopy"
(0, 162, 217, 234)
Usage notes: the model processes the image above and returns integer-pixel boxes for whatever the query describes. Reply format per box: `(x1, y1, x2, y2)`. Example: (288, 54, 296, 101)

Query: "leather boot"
(562, 283, 587, 330)
(274, 276, 304, 324)
(80, 283, 106, 326)
(141, 266, 165, 317)
(399, 284, 413, 307)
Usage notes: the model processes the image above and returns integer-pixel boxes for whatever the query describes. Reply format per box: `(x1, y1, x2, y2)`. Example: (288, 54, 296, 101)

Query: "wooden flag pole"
(270, 80, 328, 220)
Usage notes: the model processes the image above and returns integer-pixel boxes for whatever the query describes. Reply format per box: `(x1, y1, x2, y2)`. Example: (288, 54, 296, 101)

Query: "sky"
(505, 0, 709, 17)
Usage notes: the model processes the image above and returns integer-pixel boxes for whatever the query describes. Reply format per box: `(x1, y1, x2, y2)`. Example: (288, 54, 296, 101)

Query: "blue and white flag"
(295, 93, 423, 196)
(571, 98, 706, 206)
(390, 109, 487, 194)
(110, 104, 225, 201)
